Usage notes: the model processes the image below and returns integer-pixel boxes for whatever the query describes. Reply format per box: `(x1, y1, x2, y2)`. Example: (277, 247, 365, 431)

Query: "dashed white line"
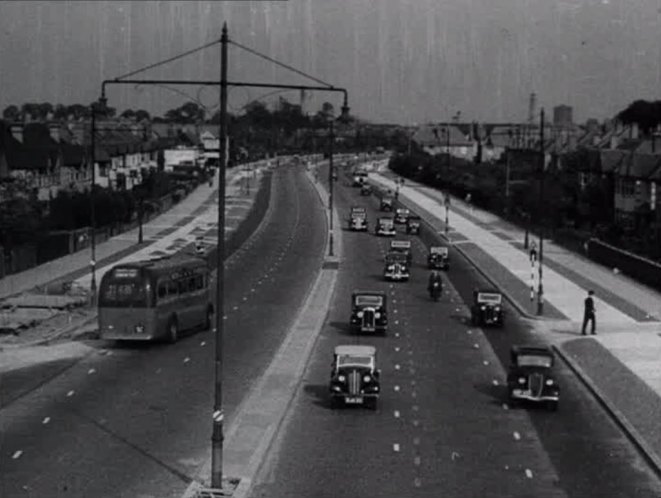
(412, 419, 420, 427)
(412, 405, 419, 412)
(395, 364, 401, 370)
(473, 343, 480, 349)
(12, 450, 23, 460)
(183, 357, 191, 363)
(411, 391, 417, 398)
(525, 469, 533, 479)
(88, 368, 95, 375)
(395, 346, 400, 352)
(394, 385, 401, 392)
(414, 456, 421, 466)
(414, 477, 422, 488)
(66, 390, 75, 397)
(492, 379, 499, 386)
(42, 417, 50, 425)
(201, 341, 206, 346)
(413, 437, 420, 445)
(466, 330, 472, 334)
(394, 410, 400, 418)
(393, 443, 401, 452)
(502, 403, 509, 410)
(513, 431, 521, 441)
(395, 332, 400, 338)
(483, 360, 489, 365)
(394, 320, 399, 325)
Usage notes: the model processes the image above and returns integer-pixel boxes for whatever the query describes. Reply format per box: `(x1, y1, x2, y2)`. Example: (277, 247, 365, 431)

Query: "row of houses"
(412, 120, 661, 233)
(0, 119, 215, 203)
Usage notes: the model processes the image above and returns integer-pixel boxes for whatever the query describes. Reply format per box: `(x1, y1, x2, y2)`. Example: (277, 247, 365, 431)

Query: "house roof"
(617, 153, 661, 179)
(599, 150, 625, 173)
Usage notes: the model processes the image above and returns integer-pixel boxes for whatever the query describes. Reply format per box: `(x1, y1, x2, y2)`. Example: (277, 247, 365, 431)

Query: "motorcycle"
(429, 281, 442, 301)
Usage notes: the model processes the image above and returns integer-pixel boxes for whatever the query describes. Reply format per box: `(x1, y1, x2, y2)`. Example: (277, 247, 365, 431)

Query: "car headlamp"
(481, 305, 486, 310)
(357, 311, 364, 318)
(518, 377, 526, 384)
(374, 312, 381, 319)
(338, 375, 346, 382)
(545, 379, 554, 386)
(363, 375, 371, 383)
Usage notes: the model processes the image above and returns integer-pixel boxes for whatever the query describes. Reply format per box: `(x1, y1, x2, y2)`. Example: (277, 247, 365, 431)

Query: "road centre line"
(394, 410, 400, 418)
(394, 385, 401, 392)
(513, 431, 521, 440)
(413, 437, 420, 445)
(42, 417, 50, 424)
(525, 469, 533, 478)
(66, 390, 74, 397)
(11, 450, 23, 459)
(393, 443, 401, 452)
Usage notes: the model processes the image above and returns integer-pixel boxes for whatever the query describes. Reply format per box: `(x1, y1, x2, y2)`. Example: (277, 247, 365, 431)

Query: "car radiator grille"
(362, 308, 375, 328)
(529, 373, 543, 397)
(349, 371, 360, 395)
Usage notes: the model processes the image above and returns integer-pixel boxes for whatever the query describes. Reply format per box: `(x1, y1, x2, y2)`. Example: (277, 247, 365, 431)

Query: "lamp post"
(328, 118, 335, 257)
(537, 108, 545, 316)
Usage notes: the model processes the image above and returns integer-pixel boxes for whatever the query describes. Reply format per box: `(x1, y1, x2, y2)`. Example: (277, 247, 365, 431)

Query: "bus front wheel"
(167, 317, 179, 343)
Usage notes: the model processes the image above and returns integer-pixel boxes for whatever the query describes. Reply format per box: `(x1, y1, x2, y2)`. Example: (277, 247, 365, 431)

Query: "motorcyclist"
(428, 269, 443, 297)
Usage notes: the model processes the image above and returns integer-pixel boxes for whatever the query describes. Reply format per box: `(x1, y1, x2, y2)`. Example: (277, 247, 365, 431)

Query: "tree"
(2, 105, 20, 120)
(135, 109, 151, 121)
(616, 100, 661, 135)
(121, 109, 136, 119)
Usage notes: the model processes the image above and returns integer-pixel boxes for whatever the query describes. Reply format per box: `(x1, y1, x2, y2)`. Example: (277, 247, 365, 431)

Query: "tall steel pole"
(211, 22, 228, 489)
(537, 108, 545, 316)
(328, 119, 335, 256)
(89, 102, 97, 304)
(445, 126, 450, 237)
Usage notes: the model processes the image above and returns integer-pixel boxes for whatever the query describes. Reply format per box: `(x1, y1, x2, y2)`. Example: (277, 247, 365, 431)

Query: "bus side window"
(188, 277, 197, 292)
(178, 278, 188, 295)
(194, 275, 204, 290)
(168, 281, 178, 296)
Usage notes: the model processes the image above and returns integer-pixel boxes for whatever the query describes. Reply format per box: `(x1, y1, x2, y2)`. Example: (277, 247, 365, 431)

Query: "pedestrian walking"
(582, 290, 596, 335)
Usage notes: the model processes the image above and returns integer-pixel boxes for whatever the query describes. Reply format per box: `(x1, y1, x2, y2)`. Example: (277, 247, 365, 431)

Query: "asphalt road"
(0, 164, 327, 498)
(248, 164, 661, 498)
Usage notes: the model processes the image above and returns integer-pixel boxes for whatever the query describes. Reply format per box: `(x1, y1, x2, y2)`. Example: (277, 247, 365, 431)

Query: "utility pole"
(537, 108, 545, 316)
(445, 125, 450, 237)
(328, 119, 335, 256)
(211, 22, 228, 489)
(89, 99, 99, 305)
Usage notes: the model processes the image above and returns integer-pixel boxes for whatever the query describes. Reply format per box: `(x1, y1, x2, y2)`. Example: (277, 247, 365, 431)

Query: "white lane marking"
(412, 419, 419, 427)
(183, 357, 191, 363)
(513, 431, 521, 440)
(525, 469, 533, 479)
(242, 297, 248, 301)
(156, 368, 162, 374)
(395, 364, 401, 370)
(232, 306, 238, 311)
(411, 391, 417, 398)
(42, 417, 50, 425)
(473, 343, 480, 349)
(394, 410, 400, 418)
(394, 320, 399, 325)
(409, 368, 416, 375)
(394, 385, 401, 392)
(201, 341, 206, 346)
(66, 390, 74, 397)
(250, 288, 256, 293)
(492, 379, 499, 386)
(414, 456, 421, 466)
(12, 450, 23, 459)
(467, 330, 472, 334)
(451, 451, 460, 461)
(412, 405, 419, 412)
(413, 437, 420, 445)
(394, 309, 398, 314)
(410, 380, 416, 386)
(483, 360, 489, 365)
(502, 403, 509, 410)
(393, 443, 401, 452)
(395, 332, 400, 338)
(395, 346, 400, 352)
(88, 368, 95, 375)
(414, 477, 422, 488)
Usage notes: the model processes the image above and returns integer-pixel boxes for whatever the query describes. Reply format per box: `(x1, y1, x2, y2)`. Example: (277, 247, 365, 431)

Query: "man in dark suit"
(582, 290, 596, 335)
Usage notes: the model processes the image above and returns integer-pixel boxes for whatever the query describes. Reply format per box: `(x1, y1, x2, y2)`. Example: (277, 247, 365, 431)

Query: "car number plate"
(345, 397, 363, 404)
(513, 389, 531, 396)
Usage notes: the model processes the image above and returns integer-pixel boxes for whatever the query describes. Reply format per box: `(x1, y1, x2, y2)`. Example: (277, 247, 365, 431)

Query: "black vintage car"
(427, 246, 449, 270)
(375, 217, 396, 237)
(380, 196, 394, 212)
(507, 345, 559, 411)
(329, 345, 380, 410)
(350, 290, 388, 334)
(348, 206, 368, 231)
(470, 288, 504, 327)
(394, 208, 410, 224)
(406, 215, 421, 234)
(383, 252, 410, 281)
(360, 184, 373, 196)
(389, 239, 412, 265)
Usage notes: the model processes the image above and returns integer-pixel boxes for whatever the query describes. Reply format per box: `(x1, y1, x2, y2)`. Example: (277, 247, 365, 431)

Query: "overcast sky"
(1, 0, 660, 124)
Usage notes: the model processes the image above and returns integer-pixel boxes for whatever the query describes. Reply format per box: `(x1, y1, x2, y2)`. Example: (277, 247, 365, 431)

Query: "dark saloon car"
(389, 239, 412, 265)
(507, 345, 559, 411)
(383, 252, 410, 281)
(394, 208, 410, 224)
(427, 246, 449, 270)
(349, 290, 388, 334)
(380, 196, 394, 211)
(375, 217, 396, 237)
(360, 184, 373, 196)
(470, 288, 504, 327)
(329, 345, 380, 409)
(406, 215, 421, 234)
(348, 206, 368, 231)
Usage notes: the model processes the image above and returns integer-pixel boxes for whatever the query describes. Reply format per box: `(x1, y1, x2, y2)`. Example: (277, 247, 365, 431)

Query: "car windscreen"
(396, 209, 409, 215)
(517, 355, 552, 368)
(430, 247, 448, 255)
(352, 212, 367, 218)
(379, 219, 394, 226)
(386, 253, 407, 262)
(477, 292, 502, 304)
(338, 356, 373, 367)
(355, 295, 383, 306)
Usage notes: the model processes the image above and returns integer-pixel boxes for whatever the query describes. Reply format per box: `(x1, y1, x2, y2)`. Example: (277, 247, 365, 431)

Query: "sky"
(0, 0, 660, 125)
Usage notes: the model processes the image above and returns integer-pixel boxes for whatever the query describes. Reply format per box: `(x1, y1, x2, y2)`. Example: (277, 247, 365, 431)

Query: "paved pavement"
(370, 167, 661, 478)
(0, 162, 268, 300)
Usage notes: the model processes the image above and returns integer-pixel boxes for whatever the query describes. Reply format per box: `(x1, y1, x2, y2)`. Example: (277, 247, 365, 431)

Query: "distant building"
(553, 105, 573, 128)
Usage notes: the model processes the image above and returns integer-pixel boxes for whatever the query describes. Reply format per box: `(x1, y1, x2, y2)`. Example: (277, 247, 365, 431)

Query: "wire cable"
(115, 38, 220, 80)
(230, 39, 334, 88)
